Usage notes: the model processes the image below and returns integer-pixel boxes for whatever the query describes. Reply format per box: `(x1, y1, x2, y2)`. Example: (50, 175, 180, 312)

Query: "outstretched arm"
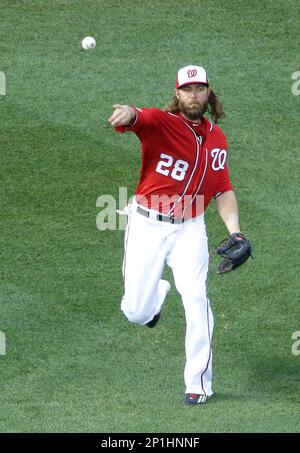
(216, 190, 241, 235)
(108, 104, 136, 127)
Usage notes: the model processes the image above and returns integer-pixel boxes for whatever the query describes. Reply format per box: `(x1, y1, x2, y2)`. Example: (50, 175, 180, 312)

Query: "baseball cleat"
(146, 311, 161, 328)
(184, 393, 210, 405)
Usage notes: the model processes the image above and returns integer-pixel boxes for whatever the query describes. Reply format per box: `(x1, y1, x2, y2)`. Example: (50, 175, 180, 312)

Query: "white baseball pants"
(121, 199, 214, 396)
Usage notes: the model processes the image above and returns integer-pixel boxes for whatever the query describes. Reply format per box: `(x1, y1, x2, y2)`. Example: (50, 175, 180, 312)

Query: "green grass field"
(1, 0, 299, 433)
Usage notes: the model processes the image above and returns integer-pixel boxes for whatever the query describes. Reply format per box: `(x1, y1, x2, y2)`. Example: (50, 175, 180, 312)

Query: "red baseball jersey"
(115, 108, 233, 218)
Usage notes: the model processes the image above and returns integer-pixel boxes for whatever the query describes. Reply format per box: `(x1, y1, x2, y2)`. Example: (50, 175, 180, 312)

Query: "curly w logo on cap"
(176, 65, 209, 88)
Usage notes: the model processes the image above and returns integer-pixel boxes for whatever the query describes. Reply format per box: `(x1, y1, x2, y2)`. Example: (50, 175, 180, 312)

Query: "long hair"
(165, 88, 225, 124)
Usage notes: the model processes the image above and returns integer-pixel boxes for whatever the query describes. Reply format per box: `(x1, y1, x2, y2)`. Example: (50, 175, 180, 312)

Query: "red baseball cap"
(176, 65, 209, 88)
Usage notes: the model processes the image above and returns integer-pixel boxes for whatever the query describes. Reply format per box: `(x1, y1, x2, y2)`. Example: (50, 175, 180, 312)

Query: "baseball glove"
(216, 232, 253, 274)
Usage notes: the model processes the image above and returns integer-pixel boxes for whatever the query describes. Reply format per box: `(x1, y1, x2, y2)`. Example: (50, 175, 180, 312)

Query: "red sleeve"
(213, 164, 233, 198)
(114, 107, 161, 136)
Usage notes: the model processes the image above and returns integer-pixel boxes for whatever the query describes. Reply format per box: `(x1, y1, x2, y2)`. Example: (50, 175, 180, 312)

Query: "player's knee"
(180, 284, 207, 302)
(121, 295, 152, 324)
(122, 309, 149, 325)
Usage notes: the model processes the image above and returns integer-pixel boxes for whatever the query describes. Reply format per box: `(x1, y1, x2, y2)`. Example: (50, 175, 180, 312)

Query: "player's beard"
(178, 99, 208, 121)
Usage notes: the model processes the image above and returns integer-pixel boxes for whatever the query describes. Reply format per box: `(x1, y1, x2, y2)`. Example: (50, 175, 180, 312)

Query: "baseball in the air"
(82, 36, 96, 50)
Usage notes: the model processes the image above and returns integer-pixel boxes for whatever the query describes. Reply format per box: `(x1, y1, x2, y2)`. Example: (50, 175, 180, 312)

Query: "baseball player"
(108, 65, 251, 405)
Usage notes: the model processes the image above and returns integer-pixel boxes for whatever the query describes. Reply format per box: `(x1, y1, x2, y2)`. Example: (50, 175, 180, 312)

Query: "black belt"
(136, 205, 184, 224)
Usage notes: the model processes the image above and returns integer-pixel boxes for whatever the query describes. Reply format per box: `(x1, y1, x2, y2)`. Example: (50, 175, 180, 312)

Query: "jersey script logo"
(211, 148, 227, 171)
